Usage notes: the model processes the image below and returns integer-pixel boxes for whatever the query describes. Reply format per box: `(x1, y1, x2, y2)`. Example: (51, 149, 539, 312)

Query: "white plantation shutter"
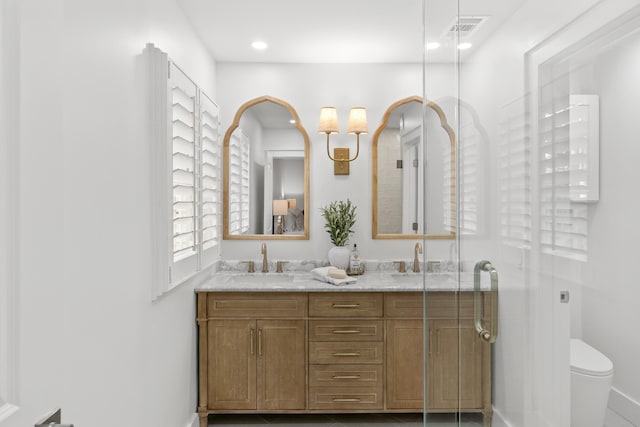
(458, 115, 480, 236)
(228, 130, 250, 234)
(499, 97, 532, 248)
(147, 44, 221, 299)
(240, 135, 250, 233)
(538, 77, 589, 261)
(171, 63, 198, 263)
(200, 92, 221, 253)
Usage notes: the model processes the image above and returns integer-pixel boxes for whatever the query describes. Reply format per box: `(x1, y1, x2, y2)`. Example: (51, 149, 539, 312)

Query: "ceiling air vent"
(444, 16, 488, 38)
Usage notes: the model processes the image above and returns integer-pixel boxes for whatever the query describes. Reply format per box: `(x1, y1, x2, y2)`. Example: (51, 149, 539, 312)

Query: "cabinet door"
(207, 319, 256, 409)
(386, 319, 424, 409)
(257, 319, 306, 410)
(428, 318, 483, 410)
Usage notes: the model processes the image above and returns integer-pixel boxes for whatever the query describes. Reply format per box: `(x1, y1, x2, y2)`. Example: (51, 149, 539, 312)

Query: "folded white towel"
(311, 267, 357, 286)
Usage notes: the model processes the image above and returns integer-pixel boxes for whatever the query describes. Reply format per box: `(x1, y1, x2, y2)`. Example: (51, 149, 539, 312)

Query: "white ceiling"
(178, 0, 524, 64)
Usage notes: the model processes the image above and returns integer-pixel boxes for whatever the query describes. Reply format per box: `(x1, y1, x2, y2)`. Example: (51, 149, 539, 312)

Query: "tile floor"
(207, 413, 485, 426)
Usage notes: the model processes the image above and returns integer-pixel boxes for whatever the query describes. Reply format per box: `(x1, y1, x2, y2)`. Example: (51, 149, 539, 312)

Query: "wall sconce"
(318, 106, 368, 175)
(272, 199, 289, 234)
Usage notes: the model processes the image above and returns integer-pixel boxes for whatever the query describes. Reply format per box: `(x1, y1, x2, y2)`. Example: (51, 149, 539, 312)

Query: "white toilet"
(570, 338, 614, 427)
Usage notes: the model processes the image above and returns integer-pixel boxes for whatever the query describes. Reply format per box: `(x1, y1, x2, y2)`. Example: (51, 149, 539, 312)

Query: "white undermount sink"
(228, 274, 294, 284)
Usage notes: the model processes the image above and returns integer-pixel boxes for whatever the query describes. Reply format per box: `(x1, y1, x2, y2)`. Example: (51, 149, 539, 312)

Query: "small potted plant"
(320, 199, 357, 269)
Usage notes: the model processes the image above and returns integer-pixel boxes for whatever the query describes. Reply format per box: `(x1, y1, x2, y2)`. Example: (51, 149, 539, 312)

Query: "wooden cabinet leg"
(482, 410, 493, 427)
(199, 413, 208, 427)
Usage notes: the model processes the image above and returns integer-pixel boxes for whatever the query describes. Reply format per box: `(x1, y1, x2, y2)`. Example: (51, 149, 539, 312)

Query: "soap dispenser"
(349, 243, 361, 275)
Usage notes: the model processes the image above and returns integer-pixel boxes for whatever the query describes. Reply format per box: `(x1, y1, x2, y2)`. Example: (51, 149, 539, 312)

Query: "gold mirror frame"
(372, 96, 456, 240)
(223, 95, 310, 240)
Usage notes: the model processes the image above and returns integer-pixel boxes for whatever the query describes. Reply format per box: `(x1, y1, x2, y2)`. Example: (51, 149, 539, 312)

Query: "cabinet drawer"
(309, 320, 383, 341)
(309, 293, 383, 317)
(206, 293, 307, 318)
(309, 342, 383, 364)
(308, 386, 383, 410)
(309, 364, 383, 388)
(385, 293, 423, 318)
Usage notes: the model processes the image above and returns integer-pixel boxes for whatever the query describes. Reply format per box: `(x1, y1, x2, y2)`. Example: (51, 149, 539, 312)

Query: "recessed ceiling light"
(426, 42, 441, 50)
(251, 41, 268, 50)
(457, 42, 473, 50)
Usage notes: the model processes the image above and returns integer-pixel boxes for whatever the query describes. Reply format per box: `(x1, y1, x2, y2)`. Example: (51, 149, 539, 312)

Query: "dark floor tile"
(208, 412, 484, 426)
(261, 414, 337, 424)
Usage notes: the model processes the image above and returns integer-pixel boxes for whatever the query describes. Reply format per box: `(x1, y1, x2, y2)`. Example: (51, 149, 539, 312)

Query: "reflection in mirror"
(223, 96, 309, 240)
(372, 96, 456, 239)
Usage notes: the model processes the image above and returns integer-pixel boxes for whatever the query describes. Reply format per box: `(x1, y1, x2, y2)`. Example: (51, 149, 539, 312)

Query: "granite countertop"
(196, 260, 483, 292)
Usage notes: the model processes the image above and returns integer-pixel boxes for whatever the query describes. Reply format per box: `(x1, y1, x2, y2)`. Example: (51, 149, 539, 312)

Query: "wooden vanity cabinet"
(197, 290, 492, 427)
(197, 293, 307, 419)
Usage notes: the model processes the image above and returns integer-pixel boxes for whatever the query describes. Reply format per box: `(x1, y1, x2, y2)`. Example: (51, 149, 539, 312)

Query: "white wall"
(2, 1, 216, 426)
(583, 24, 640, 422)
(217, 62, 458, 262)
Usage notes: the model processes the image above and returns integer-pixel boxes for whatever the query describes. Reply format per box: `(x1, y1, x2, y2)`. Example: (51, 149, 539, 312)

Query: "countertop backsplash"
(218, 259, 458, 274)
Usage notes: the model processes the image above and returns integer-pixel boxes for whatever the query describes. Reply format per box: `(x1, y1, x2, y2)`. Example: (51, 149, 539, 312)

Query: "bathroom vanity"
(195, 272, 493, 427)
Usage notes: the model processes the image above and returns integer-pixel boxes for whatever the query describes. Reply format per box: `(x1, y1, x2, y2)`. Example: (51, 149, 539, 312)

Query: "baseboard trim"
(0, 403, 20, 423)
(184, 412, 199, 427)
(609, 387, 640, 427)
(491, 407, 513, 427)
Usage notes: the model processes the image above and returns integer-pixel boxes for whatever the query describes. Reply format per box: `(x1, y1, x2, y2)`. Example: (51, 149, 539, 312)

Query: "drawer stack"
(307, 292, 384, 410)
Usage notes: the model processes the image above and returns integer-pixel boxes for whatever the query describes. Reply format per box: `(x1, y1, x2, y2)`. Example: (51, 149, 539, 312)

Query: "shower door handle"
(474, 260, 498, 343)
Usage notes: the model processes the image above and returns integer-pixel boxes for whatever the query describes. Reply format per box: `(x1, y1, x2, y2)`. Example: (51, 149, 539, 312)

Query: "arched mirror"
(372, 96, 456, 239)
(223, 96, 310, 240)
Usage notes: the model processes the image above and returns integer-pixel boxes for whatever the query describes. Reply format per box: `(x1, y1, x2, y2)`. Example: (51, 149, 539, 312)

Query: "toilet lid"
(570, 339, 614, 377)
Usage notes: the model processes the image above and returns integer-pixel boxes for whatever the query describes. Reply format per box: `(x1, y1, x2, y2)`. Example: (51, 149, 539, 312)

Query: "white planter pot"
(328, 246, 350, 270)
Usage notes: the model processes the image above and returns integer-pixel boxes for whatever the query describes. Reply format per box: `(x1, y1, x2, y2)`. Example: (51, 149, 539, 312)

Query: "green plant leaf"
(319, 199, 357, 246)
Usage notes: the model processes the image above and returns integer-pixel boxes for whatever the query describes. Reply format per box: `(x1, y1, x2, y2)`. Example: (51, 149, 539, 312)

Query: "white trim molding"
(0, 0, 20, 420)
(183, 413, 199, 427)
(609, 387, 640, 427)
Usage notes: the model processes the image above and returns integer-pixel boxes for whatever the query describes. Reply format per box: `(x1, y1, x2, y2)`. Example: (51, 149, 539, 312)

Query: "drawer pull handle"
(332, 398, 361, 402)
(332, 352, 361, 357)
(332, 375, 361, 379)
(332, 330, 361, 334)
(332, 304, 360, 308)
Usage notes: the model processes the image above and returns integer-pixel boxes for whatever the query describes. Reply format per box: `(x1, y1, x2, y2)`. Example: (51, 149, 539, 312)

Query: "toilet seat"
(570, 338, 614, 377)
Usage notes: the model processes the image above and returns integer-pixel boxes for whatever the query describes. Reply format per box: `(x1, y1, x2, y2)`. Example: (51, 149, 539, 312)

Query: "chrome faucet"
(413, 242, 423, 273)
(261, 242, 269, 272)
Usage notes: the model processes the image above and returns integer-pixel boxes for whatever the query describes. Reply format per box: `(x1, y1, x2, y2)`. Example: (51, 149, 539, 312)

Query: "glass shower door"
(421, 2, 514, 425)
(417, 1, 620, 426)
